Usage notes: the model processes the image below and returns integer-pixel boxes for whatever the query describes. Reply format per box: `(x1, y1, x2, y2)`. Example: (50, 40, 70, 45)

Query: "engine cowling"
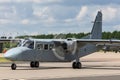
(53, 41, 77, 60)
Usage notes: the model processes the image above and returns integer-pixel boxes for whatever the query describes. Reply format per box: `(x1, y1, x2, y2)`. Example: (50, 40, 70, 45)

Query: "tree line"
(16, 31, 120, 39)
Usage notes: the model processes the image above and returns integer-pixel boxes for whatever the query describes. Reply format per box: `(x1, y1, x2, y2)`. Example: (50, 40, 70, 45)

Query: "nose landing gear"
(11, 63, 17, 70)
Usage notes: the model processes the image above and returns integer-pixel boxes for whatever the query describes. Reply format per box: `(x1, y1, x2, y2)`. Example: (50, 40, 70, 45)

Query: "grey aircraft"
(102, 44, 120, 53)
(4, 11, 120, 70)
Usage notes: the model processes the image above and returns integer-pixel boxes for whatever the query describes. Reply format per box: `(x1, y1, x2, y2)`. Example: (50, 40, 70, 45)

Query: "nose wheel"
(11, 63, 17, 70)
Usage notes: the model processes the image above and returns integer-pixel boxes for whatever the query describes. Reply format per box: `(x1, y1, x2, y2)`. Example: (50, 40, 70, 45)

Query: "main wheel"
(72, 62, 77, 69)
(76, 62, 82, 69)
(30, 61, 35, 68)
(11, 63, 17, 70)
(35, 61, 39, 68)
(72, 62, 82, 69)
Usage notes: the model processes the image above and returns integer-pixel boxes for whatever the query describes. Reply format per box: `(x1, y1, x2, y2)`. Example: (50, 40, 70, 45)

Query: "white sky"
(0, 0, 120, 36)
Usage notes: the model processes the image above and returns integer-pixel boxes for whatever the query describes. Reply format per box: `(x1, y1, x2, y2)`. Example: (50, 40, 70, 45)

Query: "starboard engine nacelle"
(61, 41, 77, 54)
(53, 40, 77, 60)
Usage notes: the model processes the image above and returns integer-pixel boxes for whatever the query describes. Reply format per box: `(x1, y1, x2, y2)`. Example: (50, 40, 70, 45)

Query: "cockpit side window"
(28, 42, 34, 49)
(23, 41, 34, 49)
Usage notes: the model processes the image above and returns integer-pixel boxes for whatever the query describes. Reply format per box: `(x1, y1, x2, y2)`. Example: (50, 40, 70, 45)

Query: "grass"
(0, 57, 10, 62)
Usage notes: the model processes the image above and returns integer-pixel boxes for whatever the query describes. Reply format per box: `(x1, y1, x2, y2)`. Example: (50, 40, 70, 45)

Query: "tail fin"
(90, 11, 102, 39)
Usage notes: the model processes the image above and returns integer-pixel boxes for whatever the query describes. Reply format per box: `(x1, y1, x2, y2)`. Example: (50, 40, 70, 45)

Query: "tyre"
(72, 62, 77, 69)
(76, 62, 82, 69)
(11, 63, 17, 70)
(30, 61, 35, 68)
(35, 61, 39, 68)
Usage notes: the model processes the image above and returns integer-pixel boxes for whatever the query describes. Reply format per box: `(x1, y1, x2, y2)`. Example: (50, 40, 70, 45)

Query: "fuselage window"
(49, 44, 54, 50)
(36, 44, 43, 50)
(44, 44, 48, 50)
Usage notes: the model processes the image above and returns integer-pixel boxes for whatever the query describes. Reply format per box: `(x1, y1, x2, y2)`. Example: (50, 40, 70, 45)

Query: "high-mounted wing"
(76, 39, 120, 48)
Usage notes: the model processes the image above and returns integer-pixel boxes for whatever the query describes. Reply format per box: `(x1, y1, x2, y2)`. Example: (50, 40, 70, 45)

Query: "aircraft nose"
(4, 47, 30, 60)
(4, 48, 22, 60)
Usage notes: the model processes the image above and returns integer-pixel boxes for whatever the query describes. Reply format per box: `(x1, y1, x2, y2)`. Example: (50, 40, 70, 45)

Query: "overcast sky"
(0, 0, 120, 36)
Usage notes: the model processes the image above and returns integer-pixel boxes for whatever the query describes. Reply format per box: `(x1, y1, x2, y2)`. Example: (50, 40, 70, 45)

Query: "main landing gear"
(11, 61, 39, 70)
(72, 52, 82, 69)
(30, 61, 39, 68)
(72, 62, 82, 69)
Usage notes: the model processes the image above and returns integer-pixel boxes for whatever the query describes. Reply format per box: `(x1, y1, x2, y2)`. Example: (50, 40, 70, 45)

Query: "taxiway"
(0, 52, 120, 80)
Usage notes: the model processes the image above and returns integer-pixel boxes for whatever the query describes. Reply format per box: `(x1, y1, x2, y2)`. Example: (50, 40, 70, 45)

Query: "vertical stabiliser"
(78, 11, 103, 58)
(91, 11, 102, 39)
(72, 12, 102, 69)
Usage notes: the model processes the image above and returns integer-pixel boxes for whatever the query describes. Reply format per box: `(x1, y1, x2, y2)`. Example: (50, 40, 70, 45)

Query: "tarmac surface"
(1, 52, 120, 80)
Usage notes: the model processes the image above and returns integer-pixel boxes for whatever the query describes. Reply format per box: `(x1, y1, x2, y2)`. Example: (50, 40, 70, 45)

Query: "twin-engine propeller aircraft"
(4, 11, 120, 70)
(102, 44, 120, 53)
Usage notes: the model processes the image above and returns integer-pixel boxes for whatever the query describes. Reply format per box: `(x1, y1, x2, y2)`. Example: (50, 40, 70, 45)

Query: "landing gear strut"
(11, 63, 17, 70)
(30, 61, 39, 68)
(72, 52, 82, 69)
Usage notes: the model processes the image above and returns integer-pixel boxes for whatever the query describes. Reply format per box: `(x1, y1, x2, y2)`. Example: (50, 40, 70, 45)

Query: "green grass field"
(0, 57, 10, 62)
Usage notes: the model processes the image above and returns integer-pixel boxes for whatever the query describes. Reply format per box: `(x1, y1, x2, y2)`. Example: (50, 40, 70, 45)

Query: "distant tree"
(16, 31, 120, 39)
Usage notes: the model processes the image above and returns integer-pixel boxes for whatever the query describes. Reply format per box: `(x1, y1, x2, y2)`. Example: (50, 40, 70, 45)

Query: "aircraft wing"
(0, 39, 20, 43)
(76, 39, 120, 47)
(53, 39, 120, 45)
(0, 39, 12, 43)
(76, 39, 120, 43)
